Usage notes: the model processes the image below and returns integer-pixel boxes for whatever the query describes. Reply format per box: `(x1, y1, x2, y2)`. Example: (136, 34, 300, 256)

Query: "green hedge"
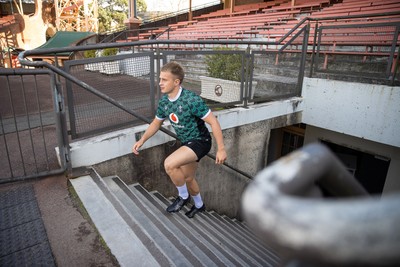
(204, 47, 243, 82)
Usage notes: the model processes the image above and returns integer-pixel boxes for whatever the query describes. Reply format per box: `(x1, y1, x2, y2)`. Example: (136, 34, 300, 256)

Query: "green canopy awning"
(36, 31, 95, 56)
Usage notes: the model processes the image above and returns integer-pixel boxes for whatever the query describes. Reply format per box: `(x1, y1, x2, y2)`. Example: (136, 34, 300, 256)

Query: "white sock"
(177, 184, 189, 199)
(192, 193, 204, 208)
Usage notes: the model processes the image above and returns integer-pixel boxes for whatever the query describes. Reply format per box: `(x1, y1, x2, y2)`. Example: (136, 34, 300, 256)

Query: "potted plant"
(84, 49, 102, 72)
(200, 47, 256, 103)
(84, 48, 120, 75)
(99, 48, 120, 75)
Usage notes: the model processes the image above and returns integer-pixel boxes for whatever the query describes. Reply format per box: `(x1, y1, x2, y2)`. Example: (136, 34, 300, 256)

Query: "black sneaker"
(185, 204, 206, 218)
(166, 196, 190, 213)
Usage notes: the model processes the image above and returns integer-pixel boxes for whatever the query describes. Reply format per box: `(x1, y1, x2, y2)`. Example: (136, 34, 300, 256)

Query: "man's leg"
(164, 146, 197, 212)
(181, 163, 206, 218)
(164, 146, 197, 186)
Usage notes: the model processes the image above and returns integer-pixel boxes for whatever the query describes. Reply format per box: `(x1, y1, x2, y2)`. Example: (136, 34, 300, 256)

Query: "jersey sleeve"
(191, 94, 211, 119)
(155, 99, 166, 120)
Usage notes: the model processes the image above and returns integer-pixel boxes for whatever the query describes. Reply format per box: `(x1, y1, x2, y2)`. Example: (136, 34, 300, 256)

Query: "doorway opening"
(267, 124, 305, 164)
(321, 140, 390, 195)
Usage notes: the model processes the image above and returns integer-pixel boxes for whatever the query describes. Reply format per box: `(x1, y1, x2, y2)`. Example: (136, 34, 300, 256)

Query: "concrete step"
(70, 173, 281, 267)
(209, 211, 280, 264)
(69, 173, 161, 267)
(150, 190, 279, 267)
(151, 194, 260, 266)
(130, 184, 248, 266)
(103, 176, 202, 266)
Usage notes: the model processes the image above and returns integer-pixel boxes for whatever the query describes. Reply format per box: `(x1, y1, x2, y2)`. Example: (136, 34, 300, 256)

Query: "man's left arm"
(203, 112, 227, 165)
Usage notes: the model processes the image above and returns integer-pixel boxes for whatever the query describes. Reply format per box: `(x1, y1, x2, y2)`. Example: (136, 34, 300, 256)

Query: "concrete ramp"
(70, 171, 280, 267)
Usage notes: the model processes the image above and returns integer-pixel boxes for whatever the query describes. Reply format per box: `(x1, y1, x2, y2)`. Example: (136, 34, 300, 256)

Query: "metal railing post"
(53, 76, 71, 174)
(243, 45, 252, 108)
(309, 21, 319, 78)
(297, 24, 310, 96)
(387, 25, 400, 80)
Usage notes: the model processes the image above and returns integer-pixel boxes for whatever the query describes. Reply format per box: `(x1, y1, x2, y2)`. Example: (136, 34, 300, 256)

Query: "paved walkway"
(0, 175, 118, 267)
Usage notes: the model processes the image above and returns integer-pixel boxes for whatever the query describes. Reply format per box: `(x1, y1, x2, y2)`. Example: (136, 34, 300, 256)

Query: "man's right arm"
(132, 118, 163, 155)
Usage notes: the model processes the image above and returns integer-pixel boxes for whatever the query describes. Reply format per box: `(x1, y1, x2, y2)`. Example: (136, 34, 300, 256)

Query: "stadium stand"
(113, 0, 397, 77)
(142, 0, 399, 47)
(119, 0, 399, 73)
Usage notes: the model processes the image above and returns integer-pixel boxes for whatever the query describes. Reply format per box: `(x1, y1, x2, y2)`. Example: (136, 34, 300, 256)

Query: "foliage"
(82, 48, 118, 58)
(102, 48, 118, 56)
(83, 50, 97, 58)
(98, 6, 114, 33)
(204, 47, 243, 82)
(98, 0, 147, 32)
(137, 0, 147, 12)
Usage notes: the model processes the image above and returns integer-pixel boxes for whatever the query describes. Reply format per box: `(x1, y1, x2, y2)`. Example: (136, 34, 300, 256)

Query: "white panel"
(302, 78, 400, 148)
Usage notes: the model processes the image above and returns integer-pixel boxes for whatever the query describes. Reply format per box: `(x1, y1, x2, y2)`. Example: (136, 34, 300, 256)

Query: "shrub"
(204, 47, 243, 82)
(83, 50, 96, 58)
(102, 47, 118, 57)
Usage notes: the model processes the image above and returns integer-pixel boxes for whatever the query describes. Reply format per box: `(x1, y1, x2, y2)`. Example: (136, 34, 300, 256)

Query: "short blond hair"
(161, 61, 184, 84)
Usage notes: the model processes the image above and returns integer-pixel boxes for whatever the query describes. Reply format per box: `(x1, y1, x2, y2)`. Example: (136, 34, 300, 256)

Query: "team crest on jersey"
(169, 113, 179, 124)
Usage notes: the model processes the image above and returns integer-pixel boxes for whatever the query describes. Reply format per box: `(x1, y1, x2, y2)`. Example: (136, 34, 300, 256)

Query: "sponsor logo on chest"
(169, 113, 179, 124)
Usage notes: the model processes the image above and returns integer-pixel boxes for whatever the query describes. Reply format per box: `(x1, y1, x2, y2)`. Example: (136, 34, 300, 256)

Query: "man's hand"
(215, 148, 227, 165)
(132, 140, 143, 155)
(203, 112, 227, 165)
(132, 118, 163, 155)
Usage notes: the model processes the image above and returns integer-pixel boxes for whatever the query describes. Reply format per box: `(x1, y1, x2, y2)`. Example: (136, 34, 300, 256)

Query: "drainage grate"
(0, 184, 56, 266)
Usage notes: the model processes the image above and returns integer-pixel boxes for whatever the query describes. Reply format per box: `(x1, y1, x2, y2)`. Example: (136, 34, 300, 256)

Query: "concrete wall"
(93, 142, 252, 219)
(20, 13, 47, 50)
(8, 5, 48, 50)
(302, 78, 400, 148)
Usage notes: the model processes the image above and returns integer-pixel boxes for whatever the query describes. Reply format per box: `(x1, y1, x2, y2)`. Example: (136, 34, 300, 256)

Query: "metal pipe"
(242, 143, 400, 266)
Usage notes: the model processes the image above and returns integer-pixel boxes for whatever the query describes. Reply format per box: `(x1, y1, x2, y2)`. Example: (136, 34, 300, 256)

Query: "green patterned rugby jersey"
(156, 88, 211, 143)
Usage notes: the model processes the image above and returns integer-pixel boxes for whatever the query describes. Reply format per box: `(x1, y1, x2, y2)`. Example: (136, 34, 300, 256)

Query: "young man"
(132, 61, 227, 218)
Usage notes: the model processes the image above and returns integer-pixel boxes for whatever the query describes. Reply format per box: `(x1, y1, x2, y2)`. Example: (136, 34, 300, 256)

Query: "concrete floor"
(0, 174, 119, 267)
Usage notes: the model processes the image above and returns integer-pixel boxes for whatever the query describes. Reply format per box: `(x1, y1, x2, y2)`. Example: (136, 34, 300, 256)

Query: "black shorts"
(183, 138, 212, 162)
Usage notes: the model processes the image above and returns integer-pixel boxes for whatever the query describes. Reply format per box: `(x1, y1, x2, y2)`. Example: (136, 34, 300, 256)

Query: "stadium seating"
(149, 0, 399, 46)
(131, 0, 399, 69)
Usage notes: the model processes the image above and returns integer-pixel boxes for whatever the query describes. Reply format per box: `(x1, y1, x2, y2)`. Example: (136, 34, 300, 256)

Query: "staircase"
(70, 171, 280, 267)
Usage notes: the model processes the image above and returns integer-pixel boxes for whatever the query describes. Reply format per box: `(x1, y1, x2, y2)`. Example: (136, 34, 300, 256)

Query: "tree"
(98, 0, 147, 32)
(137, 0, 147, 12)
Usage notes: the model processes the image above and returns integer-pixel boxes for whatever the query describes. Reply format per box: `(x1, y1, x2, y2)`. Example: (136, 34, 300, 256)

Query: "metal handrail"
(17, 12, 400, 179)
(242, 143, 400, 266)
(19, 42, 255, 179)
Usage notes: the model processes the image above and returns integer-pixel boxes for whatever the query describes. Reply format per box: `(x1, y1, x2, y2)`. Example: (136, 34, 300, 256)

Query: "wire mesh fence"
(64, 52, 156, 139)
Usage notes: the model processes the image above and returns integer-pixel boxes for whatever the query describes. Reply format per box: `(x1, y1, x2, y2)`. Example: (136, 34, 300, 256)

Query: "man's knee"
(185, 176, 194, 184)
(164, 157, 177, 175)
